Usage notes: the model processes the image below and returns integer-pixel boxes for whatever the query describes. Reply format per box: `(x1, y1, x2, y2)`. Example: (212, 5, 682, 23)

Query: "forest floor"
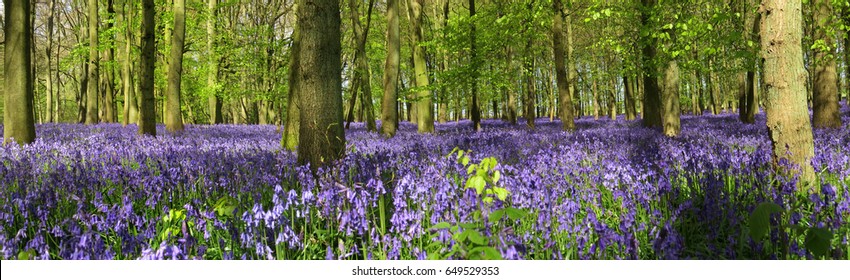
(0, 107, 848, 260)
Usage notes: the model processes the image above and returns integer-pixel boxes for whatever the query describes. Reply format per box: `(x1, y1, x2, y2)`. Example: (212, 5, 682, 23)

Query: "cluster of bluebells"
(0, 108, 847, 260)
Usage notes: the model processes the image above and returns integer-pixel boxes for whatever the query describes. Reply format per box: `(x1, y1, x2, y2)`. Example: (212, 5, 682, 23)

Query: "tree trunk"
(297, 0, 345, 169)
(86, 0, 100, 124)
(506, 47, 517, 124)
(640, 0, 662, 128)
(45, 0, 56, 123)
(380, 0, 400, 137)
(608, 77, 617, 120)
(591, 73, 599, 119)
(103, 0, 117, 123)
(624, 75, 636, 120)
(553, 0, 575, 130)
(811, 0, 842, 128)
(4, 0, 37, 144)
(469, 0, 481, 131)
(121, 0, 138, 126)
(406, 0, 434, 133)
(138, 0, 157, 136)
(760, 0, 816, 187)
(283, 11, 301, 150)
(206, 0, 223, 124)
(165, 0, 185, 132)
(661, 60, 680, 137)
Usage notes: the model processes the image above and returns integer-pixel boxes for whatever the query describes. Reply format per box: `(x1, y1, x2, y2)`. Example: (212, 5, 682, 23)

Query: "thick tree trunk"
(86, 0, 100, 124)
(381, 0, 400, 137)
(297, 0, 345, 168)
(661, 60, 680, 137)
(640, 0, 662, 128)
(553, 0, 575, 130)
(760, 0, 816, 187)
(4, 0, 37, 144)
(811, 0, 842, 128)
(406, 0, 434, 133)
(165, 0, 185, 132)
(138, 0, 157, 136)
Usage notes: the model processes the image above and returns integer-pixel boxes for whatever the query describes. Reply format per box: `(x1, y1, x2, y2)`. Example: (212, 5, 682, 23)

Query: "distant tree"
(661, 59, 680, 136)
(3, 0, 37, 144)
(344, 0, 377, 132)
(121, 0, 139, 126)
(104, 0, 117, 123)
(811, 0, 841, 128)
(297, 0, 345, 168)
(138, 0, 157, 136)
(165, 0, 186, 132)
(760, 0, 816, 187)
(381, 0, 401, 138)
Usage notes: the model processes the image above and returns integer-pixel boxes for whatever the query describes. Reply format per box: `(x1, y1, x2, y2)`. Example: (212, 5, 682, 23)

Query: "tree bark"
(406, 0, 434, 133)
(121, 0, 138, 126)
(206, 0, 223, 124)
(624, 75, 636, 120)
(138, 0, 157, 136)
(296, 0, 345, 169)
(103, 0, 117, 123)
(661, 60, 680, 137)
(4, 0, 36, 144)
(811, 0, 842, 128)
(640, 0, 662, 128)
(553, 0, 575, 130)
(381, 0, 400, 137)
(760, 0, 816, 188)
(86, 0, 100, 124)
(469, 0, 481, 131)
(165, 0, 185, 132)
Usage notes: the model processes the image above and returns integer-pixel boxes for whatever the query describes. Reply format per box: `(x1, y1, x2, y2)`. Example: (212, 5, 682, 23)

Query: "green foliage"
(748, 201, 836, 259)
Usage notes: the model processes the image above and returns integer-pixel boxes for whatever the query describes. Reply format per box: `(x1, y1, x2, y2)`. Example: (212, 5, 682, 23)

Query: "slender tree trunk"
(45, 0, 56, 123)
(4, 0, 37, 144)
(297, 0, 345, 168)
(845, 6, 850, 107)
(624, 75, 636, 120)
(469, 0, 481, 131)
(591, 73, 599, 119)
(381, 0, 400, 137)
(121, 0, 138, 126)
(207, 0, 222, 124)
(608, 76, 617, 120)
(811, 0, 842, 128)
(506, 47, 517, 124)
(86, 0, 100, 124)
(138, 0, 157, 136)
(103, 0, 117, 123)
(760, 0, 816, 187)
(165, 0, 185, 132)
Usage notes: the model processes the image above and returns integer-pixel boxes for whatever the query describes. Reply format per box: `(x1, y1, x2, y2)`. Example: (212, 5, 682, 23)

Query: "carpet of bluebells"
(0, 109, 848, 260)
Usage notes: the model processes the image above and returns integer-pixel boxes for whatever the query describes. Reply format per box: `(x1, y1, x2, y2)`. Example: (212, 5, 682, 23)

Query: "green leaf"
(494, 188, 510, 201)
(459, 222, 478, 230)
(465, 176, 486, 194)
(430, 222, 451, 230)
(482, 247, 503, 260)
(489, 209, 505, 223)
(461, 156, 470, 166)
(505, 207, 526, 221)
(456, 150, 464, 160)
(454, 230, 469, 243)
(467, 230, 487, 245)
(805, 228, 833, 258)
(492, 170, 501, 184)
(18, 249, 36, 260)
(748, 202, 783, 241)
